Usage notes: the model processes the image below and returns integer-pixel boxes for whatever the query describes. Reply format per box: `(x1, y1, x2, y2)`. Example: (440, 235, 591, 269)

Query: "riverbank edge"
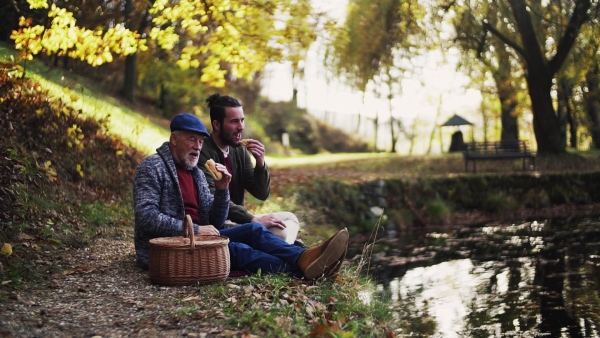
(291, 170, 600, 239)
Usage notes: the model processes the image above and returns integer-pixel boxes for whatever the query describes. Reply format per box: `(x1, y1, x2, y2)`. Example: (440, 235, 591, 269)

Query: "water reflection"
(396, 259, 479, 336)
(363, 217, 600, 337)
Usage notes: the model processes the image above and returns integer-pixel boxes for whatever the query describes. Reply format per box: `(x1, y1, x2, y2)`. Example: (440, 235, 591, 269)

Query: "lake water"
(361, 217, 600, 337)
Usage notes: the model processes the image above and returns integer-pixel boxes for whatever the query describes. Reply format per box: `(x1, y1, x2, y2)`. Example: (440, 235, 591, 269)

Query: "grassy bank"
(0, 50, 415, 336)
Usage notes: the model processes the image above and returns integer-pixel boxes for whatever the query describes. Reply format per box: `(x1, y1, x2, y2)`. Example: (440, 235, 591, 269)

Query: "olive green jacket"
(199, 135, 270, 223)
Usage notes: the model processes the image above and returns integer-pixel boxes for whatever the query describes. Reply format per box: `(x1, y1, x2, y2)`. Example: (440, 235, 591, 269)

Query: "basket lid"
(150, 235, 229, 248)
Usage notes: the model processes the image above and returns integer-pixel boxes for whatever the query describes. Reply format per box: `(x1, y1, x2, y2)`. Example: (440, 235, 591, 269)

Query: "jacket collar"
(156, 142, 179, 179)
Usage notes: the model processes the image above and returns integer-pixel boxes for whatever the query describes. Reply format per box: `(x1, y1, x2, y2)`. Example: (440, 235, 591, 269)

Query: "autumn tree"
(10, 0, 145, 70)
(448, 0, 527, 143)
(374, 0, 425, 152)
(276, 0, 321, 105)
(10, 0, 320, 107)
(326, 0, 425, 152)
(443, 0, 596, 153)
(325, 0, 381, 147)
(576, 17, 600, 149)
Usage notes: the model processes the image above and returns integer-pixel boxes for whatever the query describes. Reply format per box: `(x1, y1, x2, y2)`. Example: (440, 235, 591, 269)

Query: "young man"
(133, 113, 348, 279)
(199, 93, 300, 245)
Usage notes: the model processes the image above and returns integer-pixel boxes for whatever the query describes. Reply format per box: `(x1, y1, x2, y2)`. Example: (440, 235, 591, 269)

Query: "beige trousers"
(225, 211, 300, 244)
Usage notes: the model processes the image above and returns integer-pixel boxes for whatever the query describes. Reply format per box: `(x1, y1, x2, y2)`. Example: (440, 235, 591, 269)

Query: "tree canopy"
(325, 0, 426, 152)
(10, 0, 319, 90)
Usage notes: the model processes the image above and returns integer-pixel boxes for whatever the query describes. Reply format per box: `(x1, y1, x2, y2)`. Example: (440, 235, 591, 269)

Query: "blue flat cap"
(170, 113, 210, 137)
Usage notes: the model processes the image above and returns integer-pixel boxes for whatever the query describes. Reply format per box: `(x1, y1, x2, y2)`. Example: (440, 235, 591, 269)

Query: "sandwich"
(204, 159, 222, 180)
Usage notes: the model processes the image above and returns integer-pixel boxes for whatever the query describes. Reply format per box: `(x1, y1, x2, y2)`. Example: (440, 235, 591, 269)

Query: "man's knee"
(272, 211, 299, 224)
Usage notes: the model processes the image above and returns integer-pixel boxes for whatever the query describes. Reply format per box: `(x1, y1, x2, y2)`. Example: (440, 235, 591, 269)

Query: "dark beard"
(218, 132, 241, 148)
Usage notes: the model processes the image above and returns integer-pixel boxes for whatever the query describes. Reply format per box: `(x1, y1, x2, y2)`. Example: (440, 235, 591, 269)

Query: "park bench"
(463, 140, 536, 173)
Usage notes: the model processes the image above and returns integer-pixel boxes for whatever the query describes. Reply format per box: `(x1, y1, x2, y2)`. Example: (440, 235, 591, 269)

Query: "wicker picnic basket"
(148, 215, 230, 286)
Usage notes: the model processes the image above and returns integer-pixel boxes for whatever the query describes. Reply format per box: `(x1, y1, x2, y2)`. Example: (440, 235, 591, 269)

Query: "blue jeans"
(219, 222, 305, 277)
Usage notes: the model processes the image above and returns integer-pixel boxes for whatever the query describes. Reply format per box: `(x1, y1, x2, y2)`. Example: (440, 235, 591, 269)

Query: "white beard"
(181, 156, 198, 169)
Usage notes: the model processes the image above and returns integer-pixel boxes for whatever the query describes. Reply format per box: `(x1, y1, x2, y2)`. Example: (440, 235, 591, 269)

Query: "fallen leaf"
(1, 243, 12, 256)
(309, 322, 330, 337)
(17, 233, 33, 240)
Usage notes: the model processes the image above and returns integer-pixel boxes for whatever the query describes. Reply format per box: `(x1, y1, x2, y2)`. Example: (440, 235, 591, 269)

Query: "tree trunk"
(479, 98, 489, 143)
(499, 93, 519, 141)
(122, 54, 137, 103)
(493, 40, 519, 142)
(557, 80, 577, 149)
(388, 95, 397, 153)
(526, 71, 563, 153)
(292, 88, 298, 106)
(372, 114, 379, 152)
(121, 0, 153, 103)
(357, 91, 365, 135)
(385, 69, 399, 153)
(389, 117, 398, 153)
(427, 94, 443, 154)
(566, 106, 577, 149)
(120, 0, 136, 103)
(584, 64, 600, 149)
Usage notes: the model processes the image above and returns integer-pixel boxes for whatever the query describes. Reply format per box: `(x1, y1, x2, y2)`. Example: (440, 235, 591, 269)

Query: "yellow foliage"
(27, 0, 48, 9)
(76, 164, 84, 178)
(11, 3, 146, 68)
(12, 0, 317, 90)
(43, 160, 58, 181)
(66, 124, 84, 149)
(1, 243, 12, 256)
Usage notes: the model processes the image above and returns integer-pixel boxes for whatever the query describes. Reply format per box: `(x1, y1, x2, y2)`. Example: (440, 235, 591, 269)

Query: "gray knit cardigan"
(133, 142, 229, 269)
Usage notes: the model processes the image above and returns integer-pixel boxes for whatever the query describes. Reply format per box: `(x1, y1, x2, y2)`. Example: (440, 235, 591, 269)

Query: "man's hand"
(197, 225, 220, 236)
(243, 139, 266, 168)
(212, 162, 232, 190)
(252, 214, 286, 229)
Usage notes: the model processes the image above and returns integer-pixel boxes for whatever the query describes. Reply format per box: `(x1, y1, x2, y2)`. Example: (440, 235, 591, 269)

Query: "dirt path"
(0, 239, 243, 338)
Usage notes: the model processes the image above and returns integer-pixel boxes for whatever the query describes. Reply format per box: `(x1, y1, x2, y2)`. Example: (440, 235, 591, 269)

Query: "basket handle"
(183, 214, 196, 250)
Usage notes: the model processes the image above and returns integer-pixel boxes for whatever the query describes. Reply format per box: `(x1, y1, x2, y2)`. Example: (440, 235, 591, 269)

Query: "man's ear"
(212, 120, 221, 133)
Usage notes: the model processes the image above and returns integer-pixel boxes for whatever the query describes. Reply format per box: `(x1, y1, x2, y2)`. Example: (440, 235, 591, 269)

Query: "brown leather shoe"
(297, 228, 349, 279)
(323, 245, 348, 279)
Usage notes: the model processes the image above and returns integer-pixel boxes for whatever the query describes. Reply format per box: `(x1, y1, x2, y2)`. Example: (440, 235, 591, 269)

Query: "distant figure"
(449, 130, 466, 152)
(281, 126, 290, 154)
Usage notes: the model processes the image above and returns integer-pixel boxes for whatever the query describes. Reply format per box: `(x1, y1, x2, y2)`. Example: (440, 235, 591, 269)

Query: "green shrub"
(482, 193, 518, 212)
(522, 188, 551, 209)
(424, 199, 451, 223)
